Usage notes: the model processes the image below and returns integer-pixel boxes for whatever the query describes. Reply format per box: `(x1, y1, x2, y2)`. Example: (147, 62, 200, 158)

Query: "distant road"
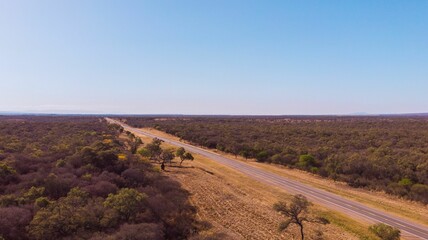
(107, 118, 428, 240)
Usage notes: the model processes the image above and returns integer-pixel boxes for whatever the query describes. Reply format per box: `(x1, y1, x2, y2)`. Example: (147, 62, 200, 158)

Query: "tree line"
(122, 116, 428, 204)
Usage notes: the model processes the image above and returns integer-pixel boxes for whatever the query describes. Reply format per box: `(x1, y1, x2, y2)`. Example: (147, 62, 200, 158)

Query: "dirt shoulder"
(131, 128, 379, 240)
(141, 127, 428, 227)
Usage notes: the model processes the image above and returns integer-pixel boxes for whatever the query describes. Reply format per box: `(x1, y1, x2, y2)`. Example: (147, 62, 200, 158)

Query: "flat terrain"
(122, 116, 428, 206)
(123, 125, 365, 239)
(166, 155, 360, 240)
(108, 118, 428, 240)
(133, 126, 428, 226)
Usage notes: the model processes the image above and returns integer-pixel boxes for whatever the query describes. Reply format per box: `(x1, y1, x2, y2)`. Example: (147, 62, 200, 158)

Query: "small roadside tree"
(181, 152, 194, 165)
(176, 147, 186, 161)
(273, 194, 328, 240)
(139, 138, 163, 160)
(160, 149, 175, 165)
(175, 147, 194, 165)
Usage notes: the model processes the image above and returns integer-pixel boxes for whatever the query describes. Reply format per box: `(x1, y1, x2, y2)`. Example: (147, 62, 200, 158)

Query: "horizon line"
(1, 111, 428, 117)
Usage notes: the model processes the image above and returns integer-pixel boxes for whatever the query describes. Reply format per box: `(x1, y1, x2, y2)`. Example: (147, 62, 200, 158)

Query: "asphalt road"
(108, 118, 428, 240)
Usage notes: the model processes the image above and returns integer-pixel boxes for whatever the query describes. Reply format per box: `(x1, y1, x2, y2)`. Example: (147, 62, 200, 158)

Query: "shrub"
(297, 154, 316, 169)
(35, 197, 51, 208)
(28, 188, 93, 240)
(121, 168, 145, 187)
(85, 181, 118, 198)
(369, 223, 400, 240)
(104, 188, 147, 221)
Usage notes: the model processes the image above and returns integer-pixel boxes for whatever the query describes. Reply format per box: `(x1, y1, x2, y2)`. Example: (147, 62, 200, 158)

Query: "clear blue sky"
(0, 0, 427, 115)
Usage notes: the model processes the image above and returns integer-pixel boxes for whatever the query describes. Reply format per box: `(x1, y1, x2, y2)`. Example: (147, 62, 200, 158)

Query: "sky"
(0, 0, 427, 115)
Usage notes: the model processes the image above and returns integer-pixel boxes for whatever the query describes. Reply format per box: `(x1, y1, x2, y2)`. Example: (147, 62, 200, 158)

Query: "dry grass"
(133, 129, 379, 240)
(167, 153, 367, 240)
(141, 127, 428, 226)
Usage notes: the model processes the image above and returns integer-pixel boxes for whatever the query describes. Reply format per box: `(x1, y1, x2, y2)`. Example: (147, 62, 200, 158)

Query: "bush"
(113, 223, 164, 240)
(104, 188, 147, 221)
(297, 154, 316, 169)
(369, 223, 400, 240)
(28, 188, 94, 240)
(85, 181, 118, 198)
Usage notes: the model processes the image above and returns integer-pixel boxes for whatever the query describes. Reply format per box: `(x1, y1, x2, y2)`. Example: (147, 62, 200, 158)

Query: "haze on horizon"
(1, 1, 427, 115)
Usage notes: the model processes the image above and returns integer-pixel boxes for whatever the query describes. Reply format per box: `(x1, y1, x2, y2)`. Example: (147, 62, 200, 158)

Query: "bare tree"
(274, 194, 328, 240)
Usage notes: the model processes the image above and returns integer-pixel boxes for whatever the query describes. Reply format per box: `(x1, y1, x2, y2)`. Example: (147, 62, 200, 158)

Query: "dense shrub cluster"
(0, 116, 196, 239)
(123, 116, 428, 203)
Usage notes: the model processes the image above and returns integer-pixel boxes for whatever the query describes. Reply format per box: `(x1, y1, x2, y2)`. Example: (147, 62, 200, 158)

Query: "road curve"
(108, 118, 428, 240)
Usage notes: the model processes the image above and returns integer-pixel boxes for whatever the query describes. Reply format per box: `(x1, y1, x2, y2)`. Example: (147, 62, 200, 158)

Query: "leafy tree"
(29, 188, 92, 240)
(297, 154, 316, 169)
(175, 147, 194, 165)
(137, 148, 151, 158)
(142, 138, 163, 160)
(104, 188, 147, 221)
(160, 149, 175, 164)
(181, 152, 194, 165)
(176, 147, 186, 161)
(369, 223, 400, 240)
(256, 150, 269, 162)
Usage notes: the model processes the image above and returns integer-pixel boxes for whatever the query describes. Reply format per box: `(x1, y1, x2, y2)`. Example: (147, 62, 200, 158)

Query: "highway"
(108, 118, 428, 240)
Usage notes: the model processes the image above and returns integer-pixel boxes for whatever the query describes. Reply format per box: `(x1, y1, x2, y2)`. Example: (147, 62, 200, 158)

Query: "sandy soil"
(141, 127, 428, 226)
(164, 158, 359, 240)
(128, 128, 362, 239)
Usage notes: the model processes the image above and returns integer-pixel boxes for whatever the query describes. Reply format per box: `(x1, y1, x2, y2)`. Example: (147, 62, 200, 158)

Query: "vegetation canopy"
(0, 116, 197, 240)
(123, 116, 428, 203)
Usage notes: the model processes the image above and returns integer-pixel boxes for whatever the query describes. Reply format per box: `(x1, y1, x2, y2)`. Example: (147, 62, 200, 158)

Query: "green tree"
(176, 147, 186, 161)
(398, 178, 413, 187)
(256, 151, 269, 162)
(143, 138, 163, 160)
(175, 147, 194, 165)
(181, 152, 194, 165)
(160, 149, 175, 165)
(369, 223, 400, 240)
(104, 188, 146, 220)
(29, 188, 91, 240)
(22, 186, 45, 203)
(297, 154, 316, 169)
